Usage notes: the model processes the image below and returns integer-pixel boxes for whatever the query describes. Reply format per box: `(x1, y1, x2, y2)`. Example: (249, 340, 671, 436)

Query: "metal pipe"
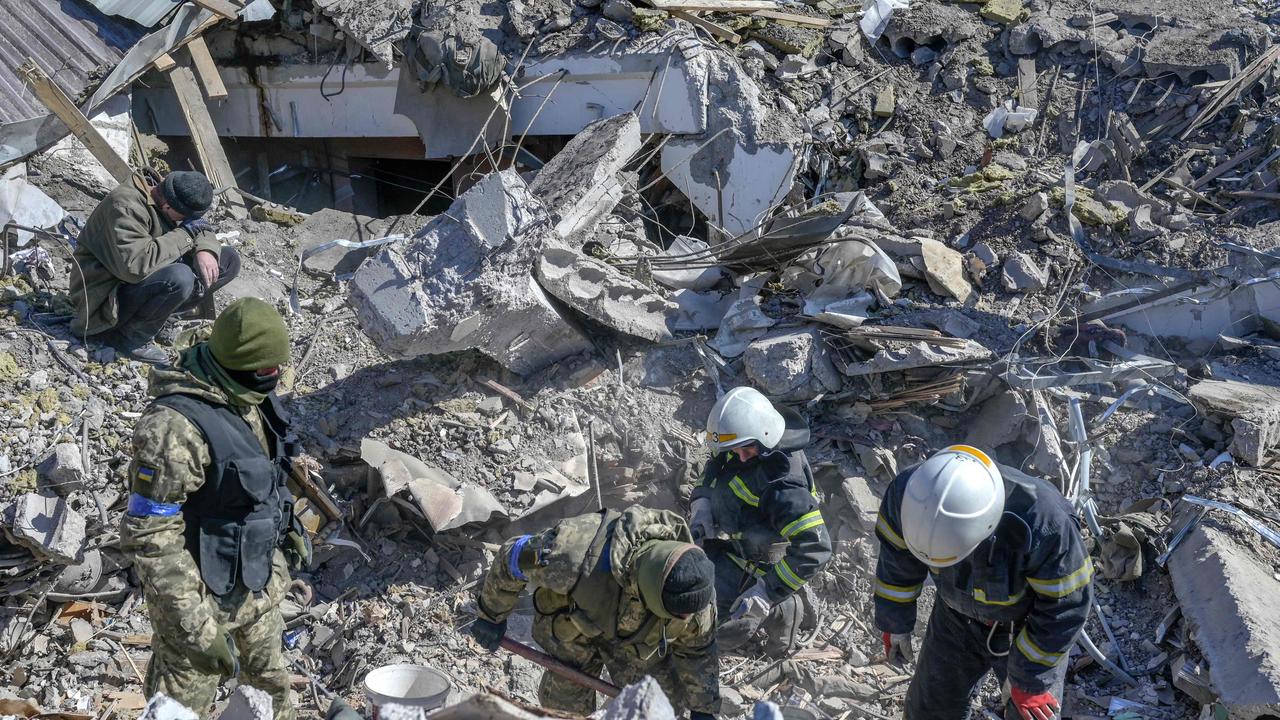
(1077, 629, 1138, 687)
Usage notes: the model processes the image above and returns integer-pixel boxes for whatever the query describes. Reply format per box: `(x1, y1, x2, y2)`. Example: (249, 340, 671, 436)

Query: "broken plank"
(167, 65, 248, 218)
(17, 60, 134, 185)
(153, 53, 176, 72)
(642, 0, 777, 11)
(1017, 57, 1039, 109)
(481, 378, 532, 411)
(190, 0, 242, 19)
(186, 38, 227, 100)
(1192, 146, 1262, 189)
(752, 9, 832, 27)
(671, 9, 742, 41)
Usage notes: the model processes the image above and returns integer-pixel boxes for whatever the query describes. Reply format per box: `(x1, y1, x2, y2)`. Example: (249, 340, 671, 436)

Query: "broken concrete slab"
(1, 492, 86, 564)
(535, 248, 676, 342)
(349, 169, 593, 375)
(220, 685, 273, 720)
(1188, 379, 1280, 466)
(297, 209, 389, 276)
(1001, 252, 1048, 292)
(920, 238, 973, 303)
(599, 677, 677, 720)
(529, 113, 642, 246)
(1167, 523, 1280, 718)
(839, 475, 879, 534)
(965, 390, 1027, 450)
(36, 443, 85, 495)
(1142, 26, 1244, 83)
(743, 327, 842, 402)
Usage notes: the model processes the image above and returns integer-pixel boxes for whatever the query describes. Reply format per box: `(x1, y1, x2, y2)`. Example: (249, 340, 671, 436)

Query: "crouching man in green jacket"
(470, 506, 721, 719)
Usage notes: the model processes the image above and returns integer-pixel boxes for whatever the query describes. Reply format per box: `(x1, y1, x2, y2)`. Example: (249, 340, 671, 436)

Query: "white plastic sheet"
(860, 0, 910, 41)
(0, 165, 65, 247)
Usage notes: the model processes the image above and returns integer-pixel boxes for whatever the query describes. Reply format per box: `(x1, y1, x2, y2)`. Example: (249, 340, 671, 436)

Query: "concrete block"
(219, 685, 273, 720)
(348, 170, 593, 375)
(920, 238, 973, 303)
(1143, 27, 1242, 83)
(601, 677, 677, 720)
(1188, 380, 1280, 466)
(1167, 523, 1280, 718)
(1001, 252, 1048, 292)
(140, 693, 199, 720)
(2, 492, 87, 564)
(965, 391, 1027, 450)
(535, 248, 675, 342)
(529, 113, 642, 245)
(840, 475, 879, 533)
(36, 443, 85, 495)
(743, 328, 842, 402)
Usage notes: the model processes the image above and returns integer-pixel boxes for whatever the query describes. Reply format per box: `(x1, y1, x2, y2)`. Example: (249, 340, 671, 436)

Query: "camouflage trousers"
(144, 553, 294, 720)
(531, 614, 692, 715)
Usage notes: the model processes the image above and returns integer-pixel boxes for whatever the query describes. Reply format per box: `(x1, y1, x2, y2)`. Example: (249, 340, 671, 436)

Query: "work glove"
(729, 578, 771, 622)
(187, 632, 238, 677)
(469, 616, 506, 652)
(1009, 686, 1060, 720)
(283, 529, 313, 572)
(883, 631, 914, 665)
(690, 712, 716, 720)
(181, 217, 211, 238)
(689, 497, 715, 543)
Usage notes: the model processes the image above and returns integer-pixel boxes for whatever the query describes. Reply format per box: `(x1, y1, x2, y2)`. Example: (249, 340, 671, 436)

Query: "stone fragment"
(348, 170, 592, 375)
(601, 0, 634, 22)
(1001, 252, 1048, 292)
(69, 618, 94, 644)
(743, 328, 841, 402)
(535, 248, 675, 342)
(910, 46, 936, 65)
(840, 475, 879, 533)
(220, 685, 273, 720)
(140, 693, 199, 720)
(1129, 205, 1164, 242)
(980, 0, 1027, 24)
(2, 492, 86, 564)
(920, 238, 973, 303)
(1188, 379, 1280, 466)
(971, 242, 998, 266)
(1019, 192, 1048, 222)
(249, 202, 306, 227)
(296, 209, 388, 276)
(36, 443, 85, 495)
(966, 390, 1027, 450)
(529, 113, 642, 245)
(601, 677, 677, 720)
(874, 85, 896, 117)
(1167, 523, 1280, 717)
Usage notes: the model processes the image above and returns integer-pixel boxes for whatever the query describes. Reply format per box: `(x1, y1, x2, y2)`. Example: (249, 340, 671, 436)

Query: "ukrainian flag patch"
(136, 466, 157, 483)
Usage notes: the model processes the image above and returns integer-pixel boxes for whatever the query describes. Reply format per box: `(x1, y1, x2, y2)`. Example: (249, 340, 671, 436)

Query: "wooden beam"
(17, 60, 133, 185)
(752, 9, 831, 26)
(167, 65, 248, 218)
(153, 53, 176, 72)
(671, 9, 741, 42)
(186, 38, 227, 100)
(190, 0, 242, 20)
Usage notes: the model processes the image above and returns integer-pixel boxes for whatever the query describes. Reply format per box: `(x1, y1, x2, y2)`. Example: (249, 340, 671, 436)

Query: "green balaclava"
(182, 298, 290, 406)
(635, 541, 715, 619)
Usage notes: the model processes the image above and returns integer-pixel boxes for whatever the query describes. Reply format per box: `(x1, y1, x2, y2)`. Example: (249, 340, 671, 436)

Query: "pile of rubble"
(4, 0, 1280, 718)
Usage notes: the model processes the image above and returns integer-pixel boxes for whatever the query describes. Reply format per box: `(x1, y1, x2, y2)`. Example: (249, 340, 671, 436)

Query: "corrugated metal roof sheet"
(0, 0, 148, 125)
(89, 0, 182, 29)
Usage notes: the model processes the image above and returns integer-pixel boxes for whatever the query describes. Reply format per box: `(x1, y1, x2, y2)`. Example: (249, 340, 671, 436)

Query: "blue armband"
(127, 492, 181, 517)
(509, 535, 533, 581)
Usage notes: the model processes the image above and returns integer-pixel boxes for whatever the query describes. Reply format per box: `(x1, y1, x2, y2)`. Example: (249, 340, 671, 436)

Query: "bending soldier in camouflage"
(470, 506, 721, 719)
(121, 298, 308, 719)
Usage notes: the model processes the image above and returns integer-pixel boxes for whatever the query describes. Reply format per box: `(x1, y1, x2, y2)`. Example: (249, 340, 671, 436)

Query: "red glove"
(1010, 686, 1060, 720)
(882, 631, 891, 656)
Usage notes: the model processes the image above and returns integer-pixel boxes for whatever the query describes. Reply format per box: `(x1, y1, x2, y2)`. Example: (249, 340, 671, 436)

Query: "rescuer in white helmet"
(873, 445, 1093, 720)
(691, 386, 831, 654)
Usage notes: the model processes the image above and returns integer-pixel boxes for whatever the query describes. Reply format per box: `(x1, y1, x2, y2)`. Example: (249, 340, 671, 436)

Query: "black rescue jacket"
(157, 393, 297, 597)
(874, 464, 1094, 692)
(693, 449, 832, 602)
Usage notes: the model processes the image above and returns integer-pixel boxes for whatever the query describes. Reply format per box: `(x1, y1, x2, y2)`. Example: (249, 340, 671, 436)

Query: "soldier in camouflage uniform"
(469, 506, 721, 719)
(121, 298, 308, 720)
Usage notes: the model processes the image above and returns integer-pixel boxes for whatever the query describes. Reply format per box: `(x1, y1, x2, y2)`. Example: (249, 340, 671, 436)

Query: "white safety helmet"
(900, 445, 1005, 568)
(705, 386, 786, 451)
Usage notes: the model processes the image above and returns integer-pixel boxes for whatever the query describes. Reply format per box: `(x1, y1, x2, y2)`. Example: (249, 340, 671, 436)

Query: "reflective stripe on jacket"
(873, 464, 1093, 692)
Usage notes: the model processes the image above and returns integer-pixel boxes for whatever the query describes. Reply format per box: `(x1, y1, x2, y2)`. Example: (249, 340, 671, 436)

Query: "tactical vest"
(154, 393, 296, 597)
(534, 510, 668, 652)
